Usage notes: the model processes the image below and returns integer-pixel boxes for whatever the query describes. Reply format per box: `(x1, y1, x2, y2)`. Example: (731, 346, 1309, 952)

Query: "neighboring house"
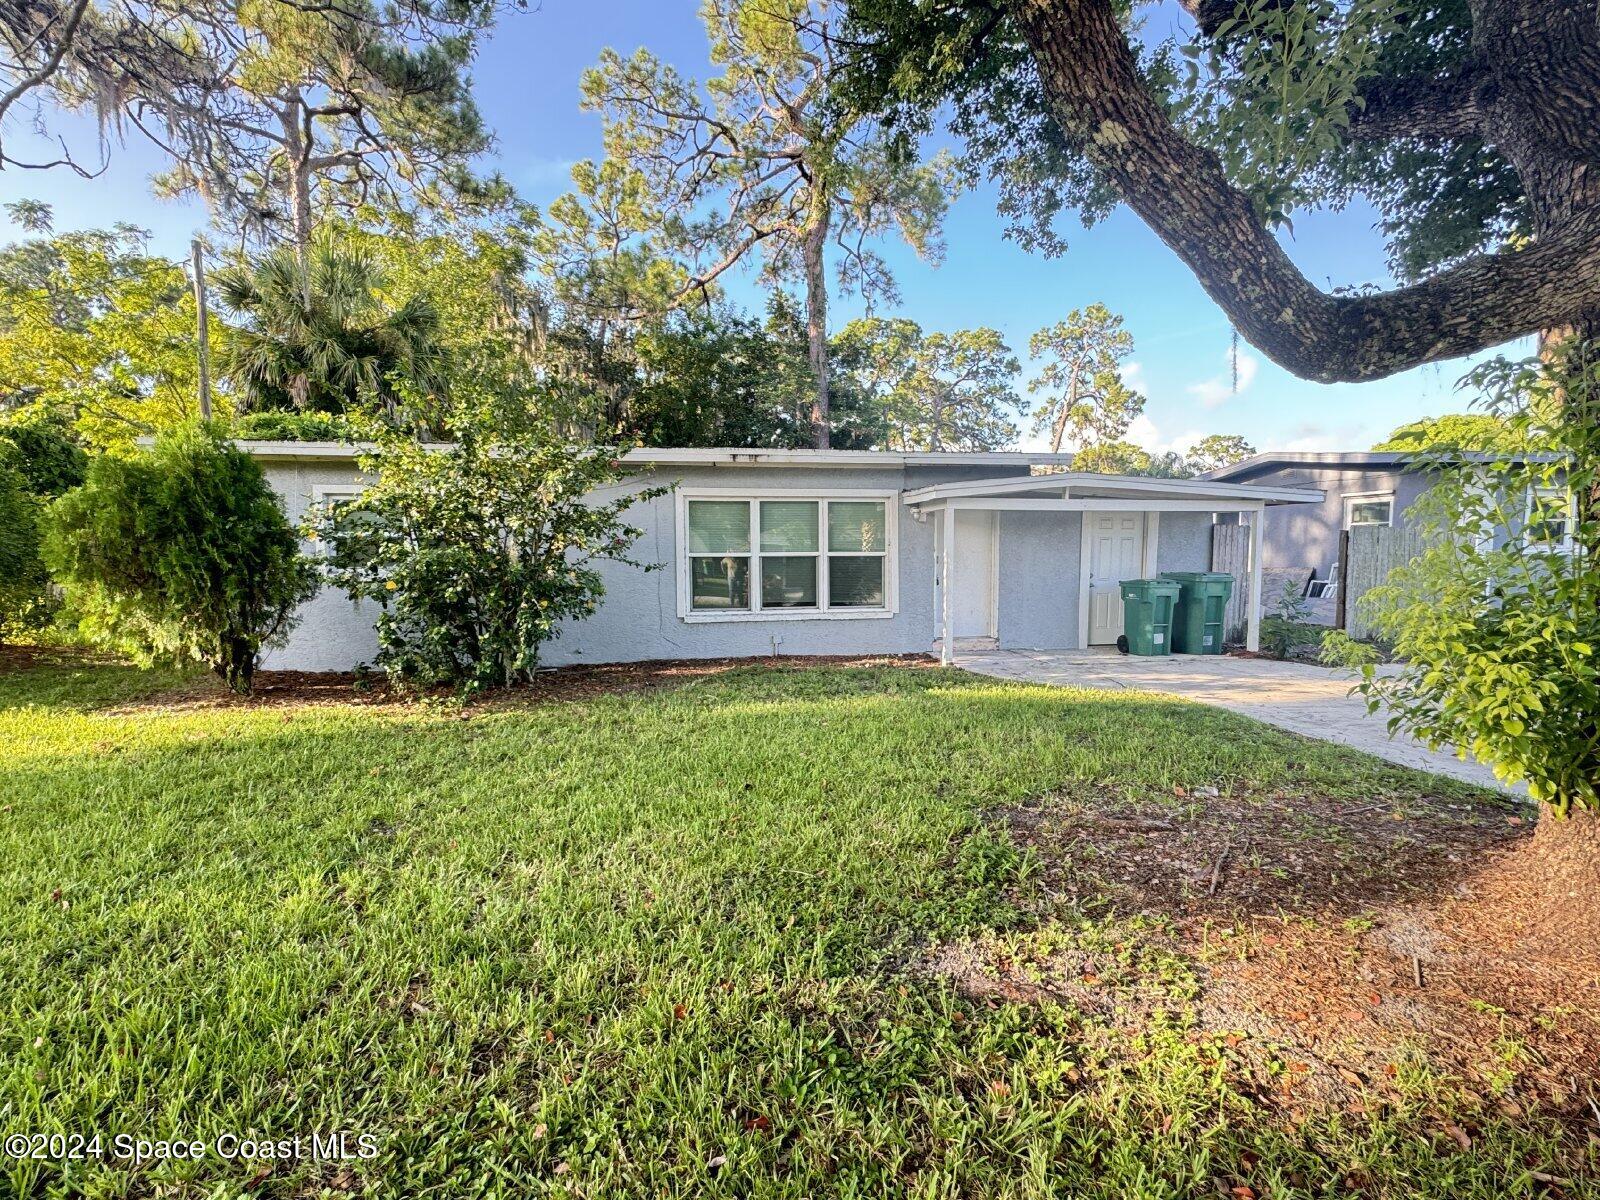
(246, 442, 1321, 671)
(1197, 452, 1447, 585)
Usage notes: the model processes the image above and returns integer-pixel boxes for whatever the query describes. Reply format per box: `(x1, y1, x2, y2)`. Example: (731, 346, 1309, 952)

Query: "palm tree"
(215, 233, 445, 424)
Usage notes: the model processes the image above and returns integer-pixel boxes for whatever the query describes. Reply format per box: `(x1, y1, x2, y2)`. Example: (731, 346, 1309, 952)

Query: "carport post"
(1245, 505, 1265, 652)
(941, 504, 956, 665)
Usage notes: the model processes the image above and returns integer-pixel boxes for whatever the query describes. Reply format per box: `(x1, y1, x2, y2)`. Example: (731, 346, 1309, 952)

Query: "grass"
(0, 656, 1590, 1198)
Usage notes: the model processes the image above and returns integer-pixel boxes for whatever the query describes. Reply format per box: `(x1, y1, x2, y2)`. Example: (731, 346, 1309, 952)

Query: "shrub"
(309, 426, 662, 690)
(231, 410, 357, 442)
(0, 462, 51, 639)
(42, 424, 318, 692)
(1259, 580, 1312, 659)
(1318, 629, 1381, 669)
(1359, 350, 1597, 813)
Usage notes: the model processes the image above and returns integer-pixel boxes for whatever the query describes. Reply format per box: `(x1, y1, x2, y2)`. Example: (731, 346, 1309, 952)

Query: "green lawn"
(0, 656, 1589, 1198)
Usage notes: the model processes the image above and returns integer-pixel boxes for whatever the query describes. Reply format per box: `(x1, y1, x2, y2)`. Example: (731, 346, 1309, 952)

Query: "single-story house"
(245, 442, 1322, 671)
(1197, 451, 1570, 597)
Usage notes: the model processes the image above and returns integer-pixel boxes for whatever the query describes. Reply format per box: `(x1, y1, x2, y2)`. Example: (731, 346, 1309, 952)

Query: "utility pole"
(191, 238, 212, 420)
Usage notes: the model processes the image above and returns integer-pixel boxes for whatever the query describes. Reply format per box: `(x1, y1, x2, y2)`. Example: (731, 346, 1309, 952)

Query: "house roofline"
(230, 440, 1084, 468)
(1197, 449, 1558, 482)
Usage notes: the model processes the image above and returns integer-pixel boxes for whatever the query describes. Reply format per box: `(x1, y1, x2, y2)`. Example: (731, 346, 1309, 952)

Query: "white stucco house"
(244, 442, 1322, 671)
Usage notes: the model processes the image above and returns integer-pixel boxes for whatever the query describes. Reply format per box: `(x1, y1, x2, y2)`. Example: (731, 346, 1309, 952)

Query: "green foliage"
(1373, 412, 1519, 452)
(627, 300, 883, 450)
(1072, 441, 1194, 478)
(0, 220, 202, 451)
(230, 410, 357, 442)
(1360, 351, 1599, 813)
(309, 422, 663, 690)
(1260, 580, 1314, 659)
(833, 317, 1022, 450)
(0, 409, 87, 497)
(215, 232, 446, 428)
(1027, 305, 1144, 453)
(837, 0, 1530, 284)
(1319, 628, 1381, 669)
(0, 461, 51, 638)
(1187, 433, 1256, 473)
(41, 424, 317, 692)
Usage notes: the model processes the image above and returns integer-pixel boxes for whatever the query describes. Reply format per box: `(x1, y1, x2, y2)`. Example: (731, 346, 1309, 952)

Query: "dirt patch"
(1005, 785, 1524, 919)
(937, 787, 1600, 1134)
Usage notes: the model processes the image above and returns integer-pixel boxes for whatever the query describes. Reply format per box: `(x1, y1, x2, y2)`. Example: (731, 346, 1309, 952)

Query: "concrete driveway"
(956, 648, 1511, 792)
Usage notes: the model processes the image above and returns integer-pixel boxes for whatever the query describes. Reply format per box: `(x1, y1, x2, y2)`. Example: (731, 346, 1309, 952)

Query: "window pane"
(1530, 492, 1570, 543)
(687, 501, 750, 554)
(829, 556, 885, 607)
(691, 556, 749, 609)
(760, 555, 818, 608)
(1349, 500, 1391, 525)
(828, 502, 887, 552)
(760, 501, 819, 552)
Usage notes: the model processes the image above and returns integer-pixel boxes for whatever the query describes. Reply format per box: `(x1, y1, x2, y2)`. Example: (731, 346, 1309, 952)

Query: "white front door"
(1086, 512, 1147, 644)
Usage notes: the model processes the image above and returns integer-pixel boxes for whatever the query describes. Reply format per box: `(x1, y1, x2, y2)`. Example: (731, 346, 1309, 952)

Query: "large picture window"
(683, 495, 894, 618)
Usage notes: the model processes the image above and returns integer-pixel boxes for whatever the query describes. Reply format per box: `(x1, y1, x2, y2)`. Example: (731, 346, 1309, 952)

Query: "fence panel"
(1344, 524, 1426, 640)
(1210, 523, 1251, 645)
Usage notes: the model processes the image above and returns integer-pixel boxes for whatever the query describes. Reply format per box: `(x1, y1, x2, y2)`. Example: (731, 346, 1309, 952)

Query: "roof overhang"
(902, 471, 1323, 511)
(230, 442, 1082, 469)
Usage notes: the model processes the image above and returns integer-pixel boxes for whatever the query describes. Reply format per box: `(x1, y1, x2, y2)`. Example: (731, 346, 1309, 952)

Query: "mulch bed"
(1, 644, 939, 711)
(939, 786, 1600, 1135)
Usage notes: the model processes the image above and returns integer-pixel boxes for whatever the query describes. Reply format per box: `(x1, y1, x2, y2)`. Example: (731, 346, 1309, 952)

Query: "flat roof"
(902, 472, 1322, 506)
(233, 441, 1081, 468)
(1197, 449, 1556, 482)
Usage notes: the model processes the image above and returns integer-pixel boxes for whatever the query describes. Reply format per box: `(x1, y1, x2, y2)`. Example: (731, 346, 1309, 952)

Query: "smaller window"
(1346, 494, 1393, 527)
(1527, 488, 1573, 550)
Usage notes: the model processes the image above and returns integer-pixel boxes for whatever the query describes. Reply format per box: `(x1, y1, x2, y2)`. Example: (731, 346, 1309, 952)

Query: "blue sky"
(0, 0, 1517, 453)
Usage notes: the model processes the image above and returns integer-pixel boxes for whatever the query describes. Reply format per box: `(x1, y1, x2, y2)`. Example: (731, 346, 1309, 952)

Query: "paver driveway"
(957, 648, 1513, 793)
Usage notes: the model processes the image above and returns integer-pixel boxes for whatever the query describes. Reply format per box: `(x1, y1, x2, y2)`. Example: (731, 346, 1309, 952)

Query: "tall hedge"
(43, 425, 318, 692)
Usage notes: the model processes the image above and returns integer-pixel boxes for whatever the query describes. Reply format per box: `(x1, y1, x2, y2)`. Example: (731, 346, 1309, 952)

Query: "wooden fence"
(1342, 524, 1426, 640)
(1210, 523, 1251, 645)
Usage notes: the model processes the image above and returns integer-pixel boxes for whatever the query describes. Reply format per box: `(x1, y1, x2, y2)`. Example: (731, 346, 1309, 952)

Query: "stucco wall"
(1235, 466, 1435, 577)
(994, 511, 1080, 649)
(259, 459, 382, 672)
(1155, 512, 1214, 575)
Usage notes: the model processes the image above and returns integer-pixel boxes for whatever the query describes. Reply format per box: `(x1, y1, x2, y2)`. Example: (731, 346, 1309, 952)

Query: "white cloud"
(1186, 350, 1258, 409)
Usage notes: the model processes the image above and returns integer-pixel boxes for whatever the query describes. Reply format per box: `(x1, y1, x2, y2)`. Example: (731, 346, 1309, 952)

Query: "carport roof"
(901, 471, 1323, 507)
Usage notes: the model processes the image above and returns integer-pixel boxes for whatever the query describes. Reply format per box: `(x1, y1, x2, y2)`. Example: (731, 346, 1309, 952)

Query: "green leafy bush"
(1318, 629, 1381, 669)
(231, 410, 356, 442)
(42, 424, 318, 692)
(1360, 351, 1597, 812)
(308, 424, 662, 690)
(0, 462, 51, 638)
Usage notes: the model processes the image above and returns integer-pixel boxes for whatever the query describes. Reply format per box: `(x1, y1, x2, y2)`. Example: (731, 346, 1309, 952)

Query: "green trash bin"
(1118, 579, 1181, 656)
(1160, 571, 1235, 654)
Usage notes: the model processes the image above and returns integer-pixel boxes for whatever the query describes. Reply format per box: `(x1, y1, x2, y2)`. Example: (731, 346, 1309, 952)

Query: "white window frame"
(307, 482, 368, 557)
(1343, 490, 1395, 529)
(675, 488, 899, 622)
(1525, 486, 1576, 554)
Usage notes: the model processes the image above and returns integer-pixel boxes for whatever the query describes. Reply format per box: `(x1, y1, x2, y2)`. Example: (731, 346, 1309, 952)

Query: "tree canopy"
(578, 0, 956, 446)
(839, 0, 1600, 380)
(1027, 304, 1144, 453)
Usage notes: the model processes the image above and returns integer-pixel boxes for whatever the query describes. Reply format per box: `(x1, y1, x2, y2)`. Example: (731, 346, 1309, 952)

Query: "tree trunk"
(1049, 362, 1082, 454)
(802, 202, 831, 450)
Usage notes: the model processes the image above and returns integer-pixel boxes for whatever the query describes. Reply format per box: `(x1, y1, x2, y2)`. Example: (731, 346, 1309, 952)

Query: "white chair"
(1308, 559, 1340, 600)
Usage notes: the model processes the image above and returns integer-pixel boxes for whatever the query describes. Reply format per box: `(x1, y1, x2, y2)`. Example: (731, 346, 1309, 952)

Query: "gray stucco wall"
(257, 457, 1230, 670)
(1227, 465, 1434, 578)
